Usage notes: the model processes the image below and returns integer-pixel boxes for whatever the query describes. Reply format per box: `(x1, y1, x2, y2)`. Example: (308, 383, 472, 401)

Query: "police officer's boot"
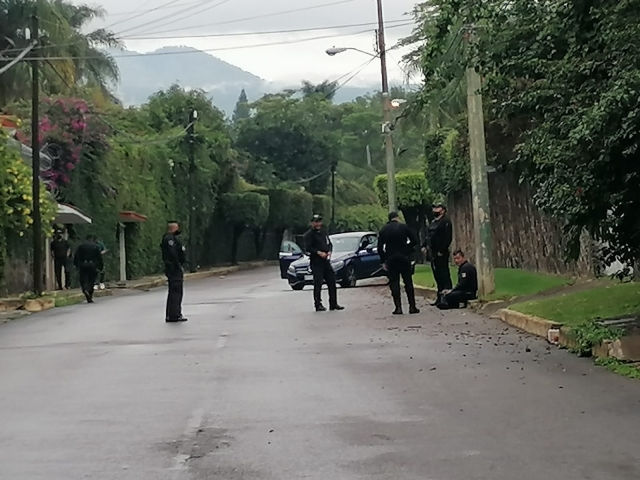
(408, 291, 420, 315)
(315, 303, 327, 312)
(392, 292, 403, 315)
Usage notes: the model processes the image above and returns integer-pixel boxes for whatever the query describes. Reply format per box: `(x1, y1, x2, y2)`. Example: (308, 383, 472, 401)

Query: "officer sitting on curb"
(437, 249, 478, 310)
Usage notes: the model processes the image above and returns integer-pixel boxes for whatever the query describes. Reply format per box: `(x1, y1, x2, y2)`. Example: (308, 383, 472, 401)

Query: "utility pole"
(465, 24, 495, 295)
(187, 108, 197, 273)
(330, 162, 336, 231)
(30, 13, 43, 295)
(376, 0, 397, 213)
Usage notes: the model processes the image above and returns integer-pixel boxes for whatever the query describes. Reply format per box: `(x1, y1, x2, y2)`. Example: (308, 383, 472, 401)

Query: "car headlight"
(331, 260, 345, 271)
(288, 265, 295, 273)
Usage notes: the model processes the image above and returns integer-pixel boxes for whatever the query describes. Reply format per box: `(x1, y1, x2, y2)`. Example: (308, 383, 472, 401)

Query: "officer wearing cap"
(379, 211, 420, 315)
(161, 220, 187, 323)
(302, 214, 344, 312)
(423, 203, 453, 305)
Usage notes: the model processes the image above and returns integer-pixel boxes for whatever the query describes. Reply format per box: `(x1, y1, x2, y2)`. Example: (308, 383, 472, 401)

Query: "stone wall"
(447, 172, 594, 276)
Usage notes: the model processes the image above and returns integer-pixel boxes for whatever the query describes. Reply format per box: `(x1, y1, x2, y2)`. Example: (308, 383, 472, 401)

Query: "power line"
(2, 20, 412, 54)
(0, 42, 36, 75)
(122, 19, 410, 40)
(115, 0, 233, 37)
(103, 0, 184, 31)
(29, 24, 412, 61)
(121, 0, 363, 37)
(108, 0, 204, 17)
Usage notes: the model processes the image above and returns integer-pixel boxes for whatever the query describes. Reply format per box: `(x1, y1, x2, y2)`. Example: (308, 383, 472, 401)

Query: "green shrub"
(312, 194, 332, 217)
(335, 205, 389, 233)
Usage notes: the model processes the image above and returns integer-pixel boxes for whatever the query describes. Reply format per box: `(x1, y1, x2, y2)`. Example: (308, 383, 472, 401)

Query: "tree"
(476, 0, 640, 271)
(301, 80, 338, 101)
(0, 0, 121, 106)
(374, 172, 434, 247)
(232, 89, 250, 124)
(221, 192, 269, 265)
(235, 92, 338, 194)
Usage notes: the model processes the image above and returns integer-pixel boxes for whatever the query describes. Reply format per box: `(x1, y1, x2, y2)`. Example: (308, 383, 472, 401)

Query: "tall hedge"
(221, 192, 270, 264)
(312, 194, 332, 218)
(335, 205, 389, 233)
(289, 190, 313, 231)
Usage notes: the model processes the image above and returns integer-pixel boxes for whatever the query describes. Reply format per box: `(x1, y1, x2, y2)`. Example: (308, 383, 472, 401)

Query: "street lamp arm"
(325, 46, 377, 58)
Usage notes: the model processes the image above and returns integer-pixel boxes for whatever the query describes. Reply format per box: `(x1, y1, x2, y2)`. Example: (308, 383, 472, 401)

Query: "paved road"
(1, 268, 640, 480)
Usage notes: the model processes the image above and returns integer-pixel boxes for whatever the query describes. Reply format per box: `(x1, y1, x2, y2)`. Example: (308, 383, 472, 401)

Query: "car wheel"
(291, 283, 305, 291)
(341, 265, 357, 288)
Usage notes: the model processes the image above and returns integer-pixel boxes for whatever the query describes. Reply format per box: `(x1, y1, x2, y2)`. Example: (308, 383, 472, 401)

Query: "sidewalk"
(0, 261, 275, 318)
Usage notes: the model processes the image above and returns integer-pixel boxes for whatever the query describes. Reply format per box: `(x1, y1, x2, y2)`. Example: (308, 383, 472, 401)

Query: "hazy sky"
(81, 0, 419, 86)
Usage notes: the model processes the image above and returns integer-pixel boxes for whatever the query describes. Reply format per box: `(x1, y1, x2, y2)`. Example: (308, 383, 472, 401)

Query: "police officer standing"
(423, 203, 453, 305)
(73, 234, 103, 303)
(51, 229, 71, 290)
(379, 212, 420, 315)
(303, 214, 344, 312)
(161, 221, 188, 323)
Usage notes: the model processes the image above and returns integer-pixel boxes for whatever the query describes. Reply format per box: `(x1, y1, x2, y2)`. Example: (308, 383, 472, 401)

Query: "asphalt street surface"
(1, 267, 640, 480)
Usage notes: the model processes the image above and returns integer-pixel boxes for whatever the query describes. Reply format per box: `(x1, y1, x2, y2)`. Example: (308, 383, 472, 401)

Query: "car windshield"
(331, 236, 361, 253)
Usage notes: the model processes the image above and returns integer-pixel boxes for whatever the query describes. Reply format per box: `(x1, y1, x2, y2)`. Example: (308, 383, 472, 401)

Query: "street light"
(325, 46, 377, 58)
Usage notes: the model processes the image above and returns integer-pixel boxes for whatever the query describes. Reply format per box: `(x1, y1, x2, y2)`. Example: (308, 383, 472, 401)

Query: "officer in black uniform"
(379, 211, 420, 315)
(73, 235, 103, 303)
(51, 229, 71, 290)
(437, 249, 478, 310)
(423, 203, 453, 305)
(303, 214, 344, 312)
(162, 221, 188, 323)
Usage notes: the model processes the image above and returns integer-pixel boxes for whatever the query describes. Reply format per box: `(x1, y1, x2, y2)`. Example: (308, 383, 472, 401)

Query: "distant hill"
(110, 46, 382, 115)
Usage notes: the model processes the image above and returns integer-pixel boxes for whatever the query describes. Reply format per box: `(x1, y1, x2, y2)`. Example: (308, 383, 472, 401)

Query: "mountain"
(110, 46, 382, 115)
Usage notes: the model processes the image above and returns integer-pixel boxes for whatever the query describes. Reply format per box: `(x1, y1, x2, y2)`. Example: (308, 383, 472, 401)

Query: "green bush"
(221, 192, 270, 229)
(312, 194, 332, 217)
(288, 190, 313, 230)
(373, 171, 433, 210)
(335, 205, 389, 233)
(221, 192, 270, 264)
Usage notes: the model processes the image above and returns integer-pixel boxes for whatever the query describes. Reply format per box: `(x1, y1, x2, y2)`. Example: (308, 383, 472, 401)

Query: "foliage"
(595, 357, 640, 380)
(568, 320, 624, 357)
(232, 89, 250, 124)
(312, 194, 332, 218)
(0, 129, 56, 287)
(0, 0, 121, 106)
(511, 281, 640, 327)
(221, 191, 269, 265)
(288, 190, 313, 230)
(406, 0, 640, 268)
(374, 172, 433, 210)
(424, 126, 469, 194)
(235, 91, 339, 193)
(334, 204, 389, 233)
(221, 192, 269, 230)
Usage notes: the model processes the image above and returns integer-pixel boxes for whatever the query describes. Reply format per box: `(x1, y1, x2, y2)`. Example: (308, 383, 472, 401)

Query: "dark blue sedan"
(279, 232, 386, 290)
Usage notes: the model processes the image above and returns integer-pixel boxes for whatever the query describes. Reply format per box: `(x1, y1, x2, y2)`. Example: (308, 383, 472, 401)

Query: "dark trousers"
(432, 253, 453, 293)
(166, 268, 184, 320)
(54, 257, 70, 290)
(78, 264, 98, 301)
(311, 260, 338, 308)
(437, 290, 476, 310)
(387, 255, 417, 310)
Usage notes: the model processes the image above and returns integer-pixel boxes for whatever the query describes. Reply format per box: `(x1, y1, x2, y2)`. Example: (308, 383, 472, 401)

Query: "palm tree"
(0, 0, 121, 107)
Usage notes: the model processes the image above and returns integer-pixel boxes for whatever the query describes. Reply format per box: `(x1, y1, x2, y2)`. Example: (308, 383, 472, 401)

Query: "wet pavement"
(1, 267, 639, 479)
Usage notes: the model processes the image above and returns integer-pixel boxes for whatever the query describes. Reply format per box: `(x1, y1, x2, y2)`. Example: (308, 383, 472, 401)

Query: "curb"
(117, 261, 274, 291)
(494, 308, 640, 361)
(496, 309, 562, 339)
(0, 261, 275, 313)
